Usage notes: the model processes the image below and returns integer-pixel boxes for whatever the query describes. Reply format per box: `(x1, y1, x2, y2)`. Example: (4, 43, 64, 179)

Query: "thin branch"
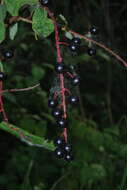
(68, 30, 127, 67)
(0, 83, 40, 95)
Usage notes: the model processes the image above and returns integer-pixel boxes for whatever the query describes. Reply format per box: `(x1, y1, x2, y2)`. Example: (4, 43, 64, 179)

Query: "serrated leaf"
(32, 7, 54, 38)
(9, 23, 18, 40)
(0, 21, 6, 43)
(4, 0, 37, 16)
(0, 4, 7, 21)
(0, 122, 55, 151)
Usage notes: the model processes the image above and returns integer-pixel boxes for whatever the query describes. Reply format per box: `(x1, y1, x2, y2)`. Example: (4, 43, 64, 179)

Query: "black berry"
(54, 148, 64, 159)
(87, 48, 96, 56)
(54, 137, 65, 146)
(68, 95, 78, 105)
(56, 118, 67, 128)
(40, 0, 49, 6)
(48, 99, 57, 108)
(19, 5, 31, 18)
(71, 76, 80, 86)
(55, 63, 64, 73)
(69, 43, 78, 52)
(64, 143, 72, 153)
(72, 37, 81, 45)
(90, 27, 98, 35)
(64, 154, 73, 162)
(0, 72, 7, 81)
(52, 108, 62, 118)
(3, 50, 14, 59)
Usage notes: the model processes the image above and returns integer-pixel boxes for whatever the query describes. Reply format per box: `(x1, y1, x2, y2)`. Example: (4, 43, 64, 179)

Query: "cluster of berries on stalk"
(40, 0, 99, 162)
(48, 37, 82, 162)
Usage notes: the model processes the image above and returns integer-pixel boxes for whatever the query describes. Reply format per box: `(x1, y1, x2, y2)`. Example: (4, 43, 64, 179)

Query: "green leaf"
(9, 23, 18, 40)
(0, 122, 55, 151)
(0, 4, 7, 21)
(0, 21, 6, 43)
(4, 0, 37, 16)
(31, 66, 45, 80)
(32, 7, 54, 38)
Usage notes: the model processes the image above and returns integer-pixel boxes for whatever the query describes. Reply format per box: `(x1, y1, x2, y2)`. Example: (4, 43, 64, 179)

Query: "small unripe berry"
(87, 48, 96, 56)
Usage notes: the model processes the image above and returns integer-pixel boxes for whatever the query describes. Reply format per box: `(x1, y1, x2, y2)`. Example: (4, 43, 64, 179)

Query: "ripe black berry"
(72, 37, 81, 45)
(68, 95, 78, 105)
(64, 143, 72, 153)
(56, 118, 67, 128)
(69, 43, 78, 52)
(40, 0, 49, 6)
(54, 148, 64, 159)
(0, 72, 7, 81)
(71, 76, 80, 86)
(87, 48, 96, 56)
(54, 137, 65, 146)
(64, 154, 73, 162)
(52, 108, 62, 118)
(3, 50, 14, 59)
(90, 27, 98, 35)
(55, 63, 64, 73)
(48, 99, 57, 108)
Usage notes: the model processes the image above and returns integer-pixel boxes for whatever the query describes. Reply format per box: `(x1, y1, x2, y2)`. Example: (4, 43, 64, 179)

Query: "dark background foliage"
(0, 0, 127, 189)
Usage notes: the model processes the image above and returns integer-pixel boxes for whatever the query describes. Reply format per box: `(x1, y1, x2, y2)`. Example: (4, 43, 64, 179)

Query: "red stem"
(45, 7, 68, 142)
(0, 82, 8, 122)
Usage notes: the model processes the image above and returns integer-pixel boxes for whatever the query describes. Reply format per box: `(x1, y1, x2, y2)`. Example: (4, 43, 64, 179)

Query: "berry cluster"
(54, 137, 73, 162)
(48, 45, 81, 161)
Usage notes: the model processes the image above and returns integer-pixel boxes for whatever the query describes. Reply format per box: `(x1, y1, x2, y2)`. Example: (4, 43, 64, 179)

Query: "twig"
(0, 83, 40, 95)
(68, 30, 127, 67)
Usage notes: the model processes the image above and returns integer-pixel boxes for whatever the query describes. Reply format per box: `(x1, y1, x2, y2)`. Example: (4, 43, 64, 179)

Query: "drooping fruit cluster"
(48, 60, 80, 162)
(54, 137, 73, 162)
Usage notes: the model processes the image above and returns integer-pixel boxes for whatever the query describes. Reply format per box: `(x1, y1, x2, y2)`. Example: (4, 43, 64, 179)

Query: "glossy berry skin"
(3, 50, 14, 59)
(54, 148, 64, 159)
(56, 118, 67, 128)
(69, 43, 78, 52)
(40, 0, 49, 6)
(64, 154, 73, 162)
(0, 72, 7, 81)
(72, 37, 81, 45)
(55, 63, 64, 74)
(52, 108, 62, 118)
(48, 99, 57, 108)
(71, 76, 80, 86)
(90, 27, 98, 35)
(87, 48, 96, 56)
(68, 95, 78, 105)
(64, 143, 72, 153)
(54, 137, 65, 147)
